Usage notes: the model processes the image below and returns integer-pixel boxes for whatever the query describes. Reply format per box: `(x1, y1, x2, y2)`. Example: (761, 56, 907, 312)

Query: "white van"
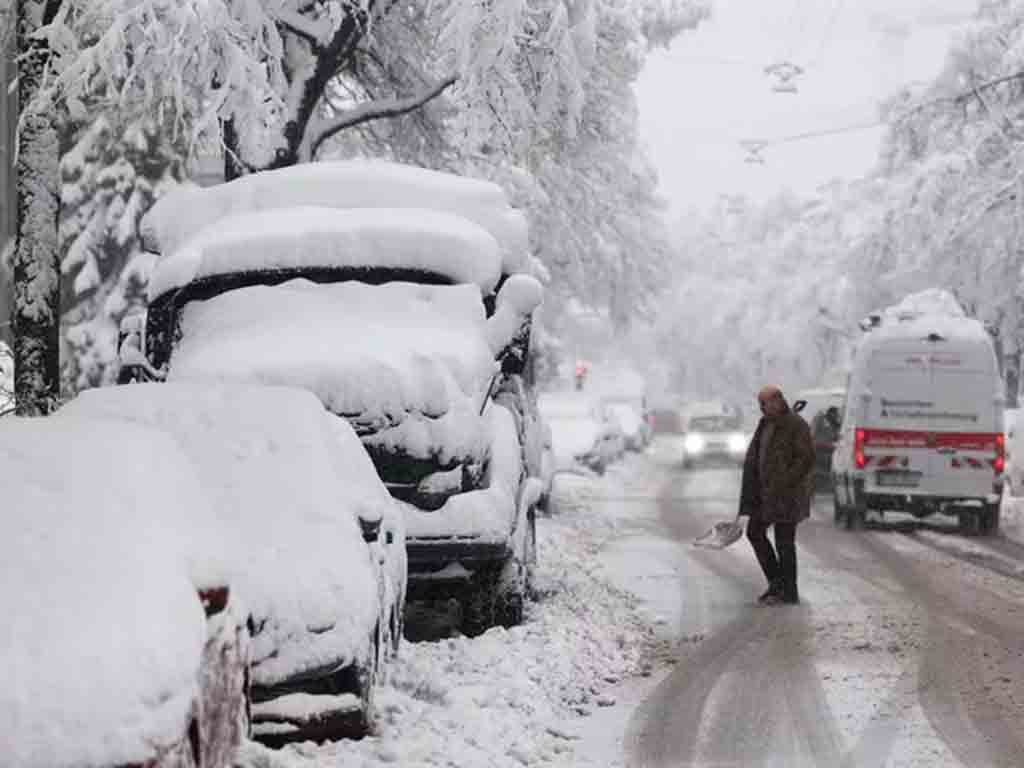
(831, 312, 1004, 535)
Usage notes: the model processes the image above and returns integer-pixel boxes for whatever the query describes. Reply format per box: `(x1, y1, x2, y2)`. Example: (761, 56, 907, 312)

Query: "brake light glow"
(994, 433, 1005, 474)
(854, 428, 866, 469)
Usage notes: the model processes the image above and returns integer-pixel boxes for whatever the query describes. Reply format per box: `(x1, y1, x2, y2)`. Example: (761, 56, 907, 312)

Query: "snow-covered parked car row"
(141, 169, 546, 582)
(4, 160, 551, 763)
(122, 160, 547, 636)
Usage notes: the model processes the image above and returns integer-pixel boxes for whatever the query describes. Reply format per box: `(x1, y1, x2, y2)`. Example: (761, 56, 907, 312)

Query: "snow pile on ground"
(169, 280, 497, 461)
(60, 383, 387, 688)
(147, 206, 502, 300)
(1000, 491, 1024, 546)
(236, 459, 659, 768)
(0, 417, 211, 767)
(142, 159, 529, 274)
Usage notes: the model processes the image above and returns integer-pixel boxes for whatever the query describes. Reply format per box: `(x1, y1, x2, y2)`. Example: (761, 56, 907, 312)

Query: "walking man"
(739, 385, 815, 605)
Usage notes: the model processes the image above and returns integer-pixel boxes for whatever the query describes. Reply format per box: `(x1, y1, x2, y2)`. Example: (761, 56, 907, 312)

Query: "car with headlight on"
(681, 413, 748, 468)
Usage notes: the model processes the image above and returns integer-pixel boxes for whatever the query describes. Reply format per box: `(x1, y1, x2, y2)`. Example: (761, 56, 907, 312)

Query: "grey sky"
(635, 0, 978, 214)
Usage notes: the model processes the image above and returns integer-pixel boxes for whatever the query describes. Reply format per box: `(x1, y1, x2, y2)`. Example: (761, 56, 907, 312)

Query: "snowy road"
(625, 448, 1024, 768)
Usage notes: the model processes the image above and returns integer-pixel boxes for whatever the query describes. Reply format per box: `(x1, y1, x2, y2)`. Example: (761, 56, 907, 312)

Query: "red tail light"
(994, 433, 1005, 473)
(854, 428, 866, 469)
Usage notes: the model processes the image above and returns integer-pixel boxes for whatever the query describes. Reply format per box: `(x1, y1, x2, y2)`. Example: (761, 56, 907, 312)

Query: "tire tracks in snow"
(626, 468, 845, 767)
(800, 503, 1024, 767)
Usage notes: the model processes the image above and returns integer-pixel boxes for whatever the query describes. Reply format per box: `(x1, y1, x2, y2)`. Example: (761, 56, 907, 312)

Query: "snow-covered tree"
(59, 117, 182, 392)
(20, 0, 710, 399)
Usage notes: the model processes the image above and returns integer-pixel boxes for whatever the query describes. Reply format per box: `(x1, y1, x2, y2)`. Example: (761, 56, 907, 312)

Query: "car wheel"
(460, 557, 525, 637)
(524, 508, 538, 598)
(355, 623, 380, 733)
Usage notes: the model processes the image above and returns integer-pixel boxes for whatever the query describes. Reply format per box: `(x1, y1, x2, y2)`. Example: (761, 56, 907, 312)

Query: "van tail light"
(994, 433, 1005, 474)
(854, 428, 866, 470)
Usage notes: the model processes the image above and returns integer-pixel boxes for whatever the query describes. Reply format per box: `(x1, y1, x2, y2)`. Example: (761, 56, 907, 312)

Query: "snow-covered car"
(121, 160, 545, 637)
(0, 417, 248, 768)
(539, 392, 627, 474)
(60, 383, 406, 746)
(599, 397, 651, 451)
(681, 412, 748, 468)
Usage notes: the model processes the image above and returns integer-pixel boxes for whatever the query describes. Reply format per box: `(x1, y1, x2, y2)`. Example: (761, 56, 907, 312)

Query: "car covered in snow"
(538, 391, 627, 474)
(598, 396, 651, 451)
(118, 159, 546, 636)
(60, 383, 406, 746)
(0, 417, 248, 768)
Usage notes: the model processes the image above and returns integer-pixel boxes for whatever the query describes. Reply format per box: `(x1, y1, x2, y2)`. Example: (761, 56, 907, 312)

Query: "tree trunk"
(1005, 349, 1020, 409)
(14, 0, 62, 415)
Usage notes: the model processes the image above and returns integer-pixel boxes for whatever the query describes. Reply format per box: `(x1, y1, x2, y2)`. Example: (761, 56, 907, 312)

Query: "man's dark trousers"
(746, 516, 798, 600)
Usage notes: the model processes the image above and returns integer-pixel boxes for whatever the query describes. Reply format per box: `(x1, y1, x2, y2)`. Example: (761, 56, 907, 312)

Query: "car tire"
(524, 508, 538, 599)
(460, 557, 526, 637)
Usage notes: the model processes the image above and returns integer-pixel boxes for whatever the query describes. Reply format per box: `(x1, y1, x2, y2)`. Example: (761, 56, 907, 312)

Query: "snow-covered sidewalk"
(238, 453, 677, 768)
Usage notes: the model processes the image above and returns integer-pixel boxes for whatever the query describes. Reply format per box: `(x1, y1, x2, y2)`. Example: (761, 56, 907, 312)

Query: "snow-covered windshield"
(169, 278, 497, 464)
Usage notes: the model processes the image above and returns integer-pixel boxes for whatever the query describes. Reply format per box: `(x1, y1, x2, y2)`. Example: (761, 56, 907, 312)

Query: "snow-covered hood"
(60, 383, 388, 686)
(0, 418, 210, 768)
(168, 280, 500, 464)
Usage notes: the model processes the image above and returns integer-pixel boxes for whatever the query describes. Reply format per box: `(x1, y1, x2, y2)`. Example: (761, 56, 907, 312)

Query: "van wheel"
(845, 502, 866, 531)
(980, 503, 1000, 536)
(959, 509, 982, 537)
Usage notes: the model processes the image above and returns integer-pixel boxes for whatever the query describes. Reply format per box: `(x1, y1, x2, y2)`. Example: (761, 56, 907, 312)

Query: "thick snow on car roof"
(142, 159, 528, 274)
(866, 313, 994, 346)
(166, 280, 497, 462)
(60, 382, 387, 687)
(62, 383, 386, 686)
(147, 205, 502, 301)
(0, 417, 213, 768)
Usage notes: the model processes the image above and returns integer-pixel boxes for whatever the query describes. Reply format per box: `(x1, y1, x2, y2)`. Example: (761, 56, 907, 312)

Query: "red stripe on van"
(861, 429, 1000, 451)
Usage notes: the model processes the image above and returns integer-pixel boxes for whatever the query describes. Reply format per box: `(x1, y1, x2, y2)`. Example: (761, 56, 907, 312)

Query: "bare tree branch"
(308, 75, 456, 159)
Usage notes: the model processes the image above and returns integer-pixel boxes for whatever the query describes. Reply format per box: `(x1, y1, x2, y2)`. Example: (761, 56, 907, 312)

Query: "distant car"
(599, 398, 651, 451)
(575, 419, 628, 474)
(0, 417, 248, 768)
(681, 413, 748, 468)
(60, 383, 406, 747)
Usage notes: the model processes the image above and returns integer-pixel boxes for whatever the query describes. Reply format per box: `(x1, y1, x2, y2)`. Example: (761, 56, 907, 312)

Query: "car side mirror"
(486, 275, 543, 356)
(825, 406, 842, 431)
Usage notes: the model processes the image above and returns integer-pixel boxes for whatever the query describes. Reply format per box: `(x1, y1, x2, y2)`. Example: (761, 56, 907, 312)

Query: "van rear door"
(867, 344, 999, 497)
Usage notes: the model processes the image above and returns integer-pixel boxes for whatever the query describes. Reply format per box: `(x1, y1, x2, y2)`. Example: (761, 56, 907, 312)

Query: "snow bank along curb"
(237, 461, 661, 768)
